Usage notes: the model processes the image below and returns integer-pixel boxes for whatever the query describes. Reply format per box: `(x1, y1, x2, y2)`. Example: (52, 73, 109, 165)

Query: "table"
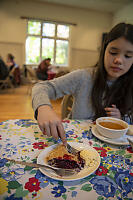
(0, 119, 133, 200)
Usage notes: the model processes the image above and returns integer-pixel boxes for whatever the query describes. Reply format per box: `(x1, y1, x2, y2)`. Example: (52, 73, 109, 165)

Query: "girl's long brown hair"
(91, 23, 133, 123)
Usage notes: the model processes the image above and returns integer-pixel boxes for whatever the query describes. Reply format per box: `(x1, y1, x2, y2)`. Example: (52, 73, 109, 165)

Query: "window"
(26, 20, 70, 66)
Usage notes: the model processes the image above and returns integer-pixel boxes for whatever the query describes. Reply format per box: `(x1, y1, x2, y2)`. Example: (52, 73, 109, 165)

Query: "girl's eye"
(109, 51, 132, 59)
(109, 51, 117, 55)
(125, 55, 132, 58)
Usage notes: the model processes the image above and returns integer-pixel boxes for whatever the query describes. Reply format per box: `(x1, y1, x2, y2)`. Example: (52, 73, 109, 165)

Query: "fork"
(5, 158, 76, 177)
(127, 138, 133, 149)
(66, 143, 80, 155)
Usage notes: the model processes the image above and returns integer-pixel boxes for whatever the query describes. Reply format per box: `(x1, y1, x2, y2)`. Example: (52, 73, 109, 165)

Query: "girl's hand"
(37, 105, 67, 146)
(104, 104, 121, 119)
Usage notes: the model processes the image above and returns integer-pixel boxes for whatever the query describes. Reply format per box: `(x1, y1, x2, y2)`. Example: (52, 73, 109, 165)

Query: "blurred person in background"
(0, 55, 9, 80)
(36, 58, 52, 80)
(7, 53, 21, 86)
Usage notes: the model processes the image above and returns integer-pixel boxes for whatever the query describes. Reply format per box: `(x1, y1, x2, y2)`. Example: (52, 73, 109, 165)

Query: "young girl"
(32, 22, 133, 145)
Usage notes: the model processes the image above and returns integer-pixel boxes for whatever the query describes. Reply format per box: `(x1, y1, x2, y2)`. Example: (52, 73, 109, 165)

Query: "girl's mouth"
(110, 67, 121, 72)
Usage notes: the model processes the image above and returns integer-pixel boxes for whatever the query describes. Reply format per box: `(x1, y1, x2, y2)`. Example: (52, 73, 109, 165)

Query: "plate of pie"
(37, 142, 100, 181)
(91, 125, 132, 145)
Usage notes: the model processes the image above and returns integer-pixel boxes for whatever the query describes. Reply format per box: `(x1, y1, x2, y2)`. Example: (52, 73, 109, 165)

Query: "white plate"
(91, 126, 132, 145)
(37, 142, 100, 181)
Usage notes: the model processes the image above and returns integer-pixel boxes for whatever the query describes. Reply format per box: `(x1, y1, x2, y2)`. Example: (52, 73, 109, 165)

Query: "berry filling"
(47, 152, 85, 171)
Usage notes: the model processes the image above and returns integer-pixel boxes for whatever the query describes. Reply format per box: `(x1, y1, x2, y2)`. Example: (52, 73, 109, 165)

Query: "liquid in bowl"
(99, 121, 125, 130)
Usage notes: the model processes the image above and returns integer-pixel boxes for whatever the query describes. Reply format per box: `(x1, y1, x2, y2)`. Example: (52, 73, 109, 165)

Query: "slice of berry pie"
(45, 144, 85, 172)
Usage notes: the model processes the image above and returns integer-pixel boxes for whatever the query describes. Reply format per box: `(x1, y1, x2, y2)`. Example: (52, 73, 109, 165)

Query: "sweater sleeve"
(32, 69, 86, 118)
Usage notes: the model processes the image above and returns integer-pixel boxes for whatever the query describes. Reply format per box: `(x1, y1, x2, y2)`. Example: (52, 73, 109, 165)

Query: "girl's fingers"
(105, 106, 118, 116)
(38, 124, 46, 135)
(105, 105, 121, 118)
(106, 111, 117, 117)
(105, 107, 116, 112)
(111, 104, 116, 108)
(57, 123, 67, 146)
(44, 123, 51, 137)
(49, 121, 59, 140)
(105, 105, 117, 113)
(41, 121, 66, 146)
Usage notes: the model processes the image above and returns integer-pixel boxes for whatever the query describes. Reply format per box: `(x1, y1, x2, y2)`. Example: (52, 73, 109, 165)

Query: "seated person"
(36, 58, 51, 80)
(6, 53, 21, 86)
(0, 56, 9, 80)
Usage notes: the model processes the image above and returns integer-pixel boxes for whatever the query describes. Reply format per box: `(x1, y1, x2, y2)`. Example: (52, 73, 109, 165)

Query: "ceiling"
(33, 0, 133, 13)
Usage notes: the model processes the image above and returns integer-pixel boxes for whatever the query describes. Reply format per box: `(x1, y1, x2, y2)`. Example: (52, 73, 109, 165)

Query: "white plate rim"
(37, 142, 100, 181)
(92, 126, 129, 145)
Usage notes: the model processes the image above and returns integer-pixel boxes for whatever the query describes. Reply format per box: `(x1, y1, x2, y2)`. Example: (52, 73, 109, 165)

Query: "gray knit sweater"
(32, 67, 95, 120)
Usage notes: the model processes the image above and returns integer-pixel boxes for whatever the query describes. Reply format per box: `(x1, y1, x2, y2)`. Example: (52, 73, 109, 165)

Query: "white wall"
(113, 3, 133, 25)
(0, 0, 113, 69)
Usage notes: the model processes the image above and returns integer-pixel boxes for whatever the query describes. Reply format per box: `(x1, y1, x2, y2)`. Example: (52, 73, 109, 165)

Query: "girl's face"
(104, 37, 133, 81)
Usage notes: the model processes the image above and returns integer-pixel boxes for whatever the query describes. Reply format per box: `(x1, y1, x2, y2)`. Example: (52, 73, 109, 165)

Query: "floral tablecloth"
(0, 119, 133, 200)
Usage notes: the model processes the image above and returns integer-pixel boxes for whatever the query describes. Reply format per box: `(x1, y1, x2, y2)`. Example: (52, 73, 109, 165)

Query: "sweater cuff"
(35, 109, 38, 120)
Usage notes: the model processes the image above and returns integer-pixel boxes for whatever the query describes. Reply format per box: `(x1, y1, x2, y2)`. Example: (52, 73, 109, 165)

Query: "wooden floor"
(0, 84, 62, 122)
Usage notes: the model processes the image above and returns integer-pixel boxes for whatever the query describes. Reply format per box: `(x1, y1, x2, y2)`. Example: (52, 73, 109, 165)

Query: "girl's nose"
(113, 56, 123, 65)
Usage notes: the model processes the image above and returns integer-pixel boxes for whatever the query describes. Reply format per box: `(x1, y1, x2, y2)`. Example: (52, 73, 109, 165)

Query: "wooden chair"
(26, 67, 38, 95)
(61, 95, 73, 119)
